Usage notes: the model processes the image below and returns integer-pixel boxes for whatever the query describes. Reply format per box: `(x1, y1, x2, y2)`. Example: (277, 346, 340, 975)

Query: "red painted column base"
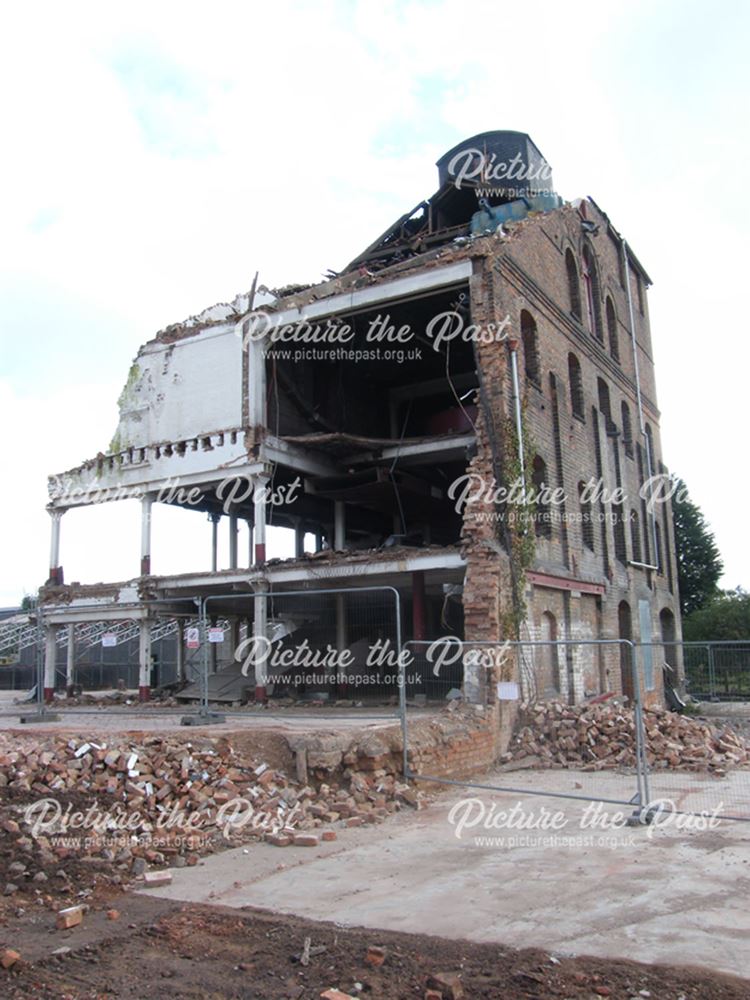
(139, 686, 151, 702)
(43, 687, 54, 704)
(254, 685, 267, 703)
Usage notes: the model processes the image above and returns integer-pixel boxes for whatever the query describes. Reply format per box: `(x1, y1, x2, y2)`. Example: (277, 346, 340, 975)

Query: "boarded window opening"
(621, 401, 634, 458)
(582, 244, 603, 341)
(606, 296, 619, 362)
(579, 480, 594, 551)
(532, 455, 552, 539)
(565, 248, 582, 320)
(521, 310, 541, 385)
(568, 353, 584, 420)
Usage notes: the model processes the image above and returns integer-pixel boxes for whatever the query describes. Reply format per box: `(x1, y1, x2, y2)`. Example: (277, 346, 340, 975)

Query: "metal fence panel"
(403, 638, 650, 815)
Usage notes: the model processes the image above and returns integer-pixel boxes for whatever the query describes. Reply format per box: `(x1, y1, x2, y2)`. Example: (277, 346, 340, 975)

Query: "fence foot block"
(19, 712, 61, 724)
(180, 712, 226, 726)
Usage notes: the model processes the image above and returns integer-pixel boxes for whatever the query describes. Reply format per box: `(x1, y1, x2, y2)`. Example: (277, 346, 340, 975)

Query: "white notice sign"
(497, 681, 520, 701)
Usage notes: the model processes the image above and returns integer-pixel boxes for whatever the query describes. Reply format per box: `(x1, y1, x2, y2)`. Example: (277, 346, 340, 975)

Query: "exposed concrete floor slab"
(0, 690, 410, 734)
(139, 769, 750, 979)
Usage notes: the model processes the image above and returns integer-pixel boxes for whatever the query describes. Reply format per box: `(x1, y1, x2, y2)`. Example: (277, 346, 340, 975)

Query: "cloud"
(1, 0, 749, 600)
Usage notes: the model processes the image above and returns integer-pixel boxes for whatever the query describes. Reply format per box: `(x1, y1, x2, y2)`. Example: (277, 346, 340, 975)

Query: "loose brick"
(266, 834, 292, 847)
(142, 870, 173, 887)
(56, 905, 84, 930)
(0, 948, 20, 969)
(293, 833, 319, 847)
(365, 945, 386, 967)
(427, 973, 464, 1000)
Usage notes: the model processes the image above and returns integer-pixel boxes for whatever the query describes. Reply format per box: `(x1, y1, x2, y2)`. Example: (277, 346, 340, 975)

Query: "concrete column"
(230, 617, 241, 658)
(140, 495, 153, 576)
(176, 622, 186, 683)
(254, 475, 269, 565)
(43, 625, 57, 702)
(66, 623, 75, 695)
(209, 513, 220, 571)
(138, 620, 152, 701)
(335, 593, 347, 695)
(210, 614, 218, 674)
(229, 514, 239, 569)
(253, 582, 268, 702)
(334, 501, 346, 551)
(412, 571, 427, 642)
(246, 520, 254, 565)
(293, 518, 305, 558)
(48, 509, 64, 584)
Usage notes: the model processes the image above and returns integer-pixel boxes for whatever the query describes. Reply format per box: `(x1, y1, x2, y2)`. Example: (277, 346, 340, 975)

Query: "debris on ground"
(503, 701, 750, 773)
(0, 730, 422, 893)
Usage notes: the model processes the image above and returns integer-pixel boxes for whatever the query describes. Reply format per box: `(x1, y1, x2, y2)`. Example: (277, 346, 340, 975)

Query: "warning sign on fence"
(497, 681, 520, 701)
(186, 627, 200, 649)
(208, 627, 224, 644)
(101, 633, 117, 648)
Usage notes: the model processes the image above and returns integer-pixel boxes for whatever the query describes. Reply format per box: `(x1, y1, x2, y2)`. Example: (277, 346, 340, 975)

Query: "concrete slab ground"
(0, 689, 407, 735)
(139, 768, 750, 980)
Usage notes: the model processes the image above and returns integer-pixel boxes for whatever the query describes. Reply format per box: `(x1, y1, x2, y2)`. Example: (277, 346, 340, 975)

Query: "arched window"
(532, 456, 552, 538)
(578, 480, 594, 551)
(582, 244, 603, 341)
(660, 608, 677, 678)
(520, 310, 540, 385)
(645, 423, 656, 467)
(568, 353, 584, 420)
(621, 401, 634, 458)
(539, 611, 560, 698)
(597, 378, 613, 432)
(613, 491, 628, 565)
(630, 509, 642, 563)
(565, 249, 582, 320)
(606, 297, 619, 362)
(655, 521, 663, 574)
(618, 601, 634, 700)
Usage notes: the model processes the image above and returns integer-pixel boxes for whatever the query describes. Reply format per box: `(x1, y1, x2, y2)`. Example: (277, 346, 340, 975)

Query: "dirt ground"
(2, 896, 750, 1000)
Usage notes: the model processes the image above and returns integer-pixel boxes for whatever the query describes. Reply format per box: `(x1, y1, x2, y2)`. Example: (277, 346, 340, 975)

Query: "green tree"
(682, 588, 750, 641)
(671, 477, 723, 616)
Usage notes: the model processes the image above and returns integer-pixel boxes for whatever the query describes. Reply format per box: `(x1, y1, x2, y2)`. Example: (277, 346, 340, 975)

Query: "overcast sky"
(1, 0, 748, 606)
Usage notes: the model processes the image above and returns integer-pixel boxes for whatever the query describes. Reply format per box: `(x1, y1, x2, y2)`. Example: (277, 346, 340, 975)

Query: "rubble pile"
(502, 702, 750, 774)
(0, 733, 417, 879)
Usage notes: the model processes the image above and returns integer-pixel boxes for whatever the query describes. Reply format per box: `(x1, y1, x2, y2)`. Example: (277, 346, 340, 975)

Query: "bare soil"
(0, 896, 749, 999)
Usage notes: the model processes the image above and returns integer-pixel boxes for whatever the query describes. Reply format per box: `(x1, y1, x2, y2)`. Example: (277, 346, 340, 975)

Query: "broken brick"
(426, 973, 464, 1000)
(365, 945, 386, 967)
(266, 834, 292, 847)
(293, 833, 319, 848)
(0, 949, 20, 969)
(56, 905, 84, 930)
(142, 870, 173, 887)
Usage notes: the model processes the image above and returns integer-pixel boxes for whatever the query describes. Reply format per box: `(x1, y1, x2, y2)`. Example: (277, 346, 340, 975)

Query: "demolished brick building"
(41, 130, 682, 723)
